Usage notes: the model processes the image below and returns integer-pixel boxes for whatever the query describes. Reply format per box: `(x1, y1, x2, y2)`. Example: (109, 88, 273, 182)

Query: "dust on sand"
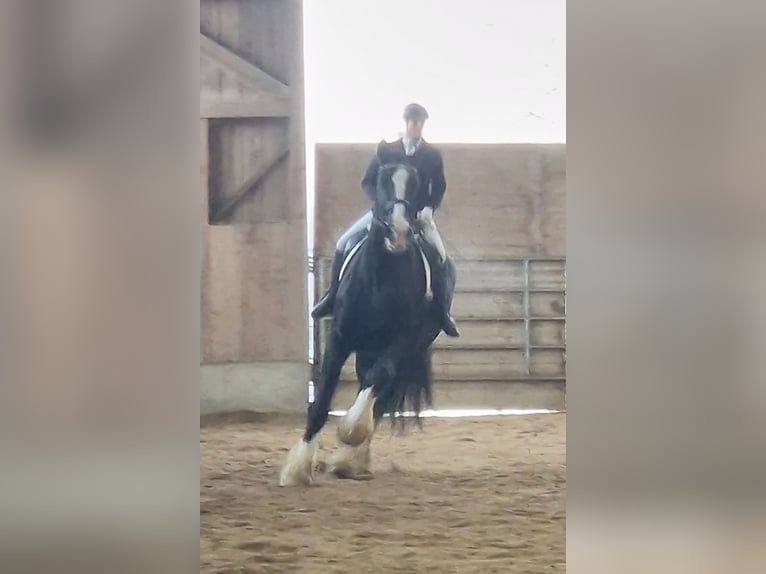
(201, 412, 565, 574)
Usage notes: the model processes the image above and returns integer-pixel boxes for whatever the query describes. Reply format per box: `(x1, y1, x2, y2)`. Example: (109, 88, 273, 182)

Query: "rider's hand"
(418, 206, 434, 223)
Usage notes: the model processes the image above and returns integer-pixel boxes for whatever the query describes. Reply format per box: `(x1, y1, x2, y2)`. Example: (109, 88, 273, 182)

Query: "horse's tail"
(377, 348, 434, 431)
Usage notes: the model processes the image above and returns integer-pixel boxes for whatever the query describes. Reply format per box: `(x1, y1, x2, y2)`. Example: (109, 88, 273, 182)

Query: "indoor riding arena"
(200, 1, 565, 572)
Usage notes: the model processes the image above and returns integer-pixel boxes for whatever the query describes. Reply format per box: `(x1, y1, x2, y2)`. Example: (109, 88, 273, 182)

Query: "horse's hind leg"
(280, 335, 350, 486)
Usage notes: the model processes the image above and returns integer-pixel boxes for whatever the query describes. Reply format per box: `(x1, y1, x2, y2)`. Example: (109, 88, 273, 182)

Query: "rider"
(311, 103, 460, 337)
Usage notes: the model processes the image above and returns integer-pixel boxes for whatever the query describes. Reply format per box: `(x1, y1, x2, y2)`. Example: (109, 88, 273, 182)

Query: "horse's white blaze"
(392, 204, 407, 233)
(392, 167, 408, 200)
(279, 437, 318, 487)
(337, 387, 376, 447)
(327, 439, 373, 479)
(391, 167, 409, 234)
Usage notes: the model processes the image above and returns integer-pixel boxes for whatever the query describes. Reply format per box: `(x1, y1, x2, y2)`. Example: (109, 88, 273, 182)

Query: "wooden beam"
(200, 97, 289, 119)
(200, 32, 290, 98)
(210, 146, 290, 223)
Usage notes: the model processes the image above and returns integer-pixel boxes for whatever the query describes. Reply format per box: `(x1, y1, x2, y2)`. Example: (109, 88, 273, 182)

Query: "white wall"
(303, 0, 566, 145)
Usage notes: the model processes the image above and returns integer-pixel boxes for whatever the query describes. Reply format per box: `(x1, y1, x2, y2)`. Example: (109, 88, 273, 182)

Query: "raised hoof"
(329, 465, 374, 481)
(327, 444, 372, 480)
(337, 423, 370, 448)
(349, 471, 375, 481)
(279, 438, 318, 487)
(337, 387, 376, 447)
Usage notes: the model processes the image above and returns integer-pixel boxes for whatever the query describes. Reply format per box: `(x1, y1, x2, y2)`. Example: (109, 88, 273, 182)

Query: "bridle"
(374, 198, 412, 229)
(373, 163, 420, 233)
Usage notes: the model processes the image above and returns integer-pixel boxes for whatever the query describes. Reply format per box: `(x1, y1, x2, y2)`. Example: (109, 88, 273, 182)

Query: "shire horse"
(280, 144, 456, 486)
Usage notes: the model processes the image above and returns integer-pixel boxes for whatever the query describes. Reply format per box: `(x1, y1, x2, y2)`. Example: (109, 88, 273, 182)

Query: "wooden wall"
(314, 144, 566, 410)
(200, 0, 307, 413)
(314, 143, 565, 258)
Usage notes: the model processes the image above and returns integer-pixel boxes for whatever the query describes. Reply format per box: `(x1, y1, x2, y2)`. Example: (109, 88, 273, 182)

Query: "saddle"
(338, 230, 434, 302)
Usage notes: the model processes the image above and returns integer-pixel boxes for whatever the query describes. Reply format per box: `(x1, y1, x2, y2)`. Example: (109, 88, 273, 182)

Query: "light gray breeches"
(336, 211, 373, 252)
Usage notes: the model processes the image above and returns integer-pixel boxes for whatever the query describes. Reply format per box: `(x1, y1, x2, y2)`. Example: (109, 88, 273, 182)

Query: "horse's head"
(372, 143, 420, 254)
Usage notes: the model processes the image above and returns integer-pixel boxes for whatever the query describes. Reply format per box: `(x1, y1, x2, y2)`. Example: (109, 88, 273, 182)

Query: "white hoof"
(279, 438, 318, 486)
(327, 441, 372, 480)
(337, 387, 376, 447)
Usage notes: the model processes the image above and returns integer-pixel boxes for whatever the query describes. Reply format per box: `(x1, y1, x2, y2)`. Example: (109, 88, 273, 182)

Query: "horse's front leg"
(327, 354, 377, 480)
(337, 341, 404, 446)
(279, 334, 350, 486)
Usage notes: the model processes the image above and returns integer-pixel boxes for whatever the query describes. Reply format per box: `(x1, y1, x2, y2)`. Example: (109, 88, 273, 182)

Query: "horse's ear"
(376, 140, 390, 164)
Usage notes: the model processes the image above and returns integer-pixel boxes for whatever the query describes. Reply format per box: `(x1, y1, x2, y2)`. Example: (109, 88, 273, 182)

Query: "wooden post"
(523, 258, 531, 376)
(200, 119, 209, 224)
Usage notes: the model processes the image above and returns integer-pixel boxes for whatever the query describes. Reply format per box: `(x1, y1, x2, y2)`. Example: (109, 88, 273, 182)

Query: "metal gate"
(312, 255, 565, 410)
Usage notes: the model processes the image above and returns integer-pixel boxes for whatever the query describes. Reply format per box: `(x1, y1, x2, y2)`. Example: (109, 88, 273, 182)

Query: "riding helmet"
(403, 103, 429, 121)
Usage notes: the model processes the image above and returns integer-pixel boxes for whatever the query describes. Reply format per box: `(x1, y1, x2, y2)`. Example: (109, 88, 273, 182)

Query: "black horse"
(280, 147, 456, 486)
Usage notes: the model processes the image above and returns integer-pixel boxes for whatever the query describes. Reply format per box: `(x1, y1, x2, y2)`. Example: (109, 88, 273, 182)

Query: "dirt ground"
(201, 412, 566, 574)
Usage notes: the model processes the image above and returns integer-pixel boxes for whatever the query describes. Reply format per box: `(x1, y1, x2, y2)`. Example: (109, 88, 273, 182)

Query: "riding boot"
(439, 300, 460, 338)
(311, 249, 345, 319)
(434, 258, 460, 338)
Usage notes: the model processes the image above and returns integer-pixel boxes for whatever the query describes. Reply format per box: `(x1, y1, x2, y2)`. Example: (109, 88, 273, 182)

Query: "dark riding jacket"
(361, 139, 447, 213)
